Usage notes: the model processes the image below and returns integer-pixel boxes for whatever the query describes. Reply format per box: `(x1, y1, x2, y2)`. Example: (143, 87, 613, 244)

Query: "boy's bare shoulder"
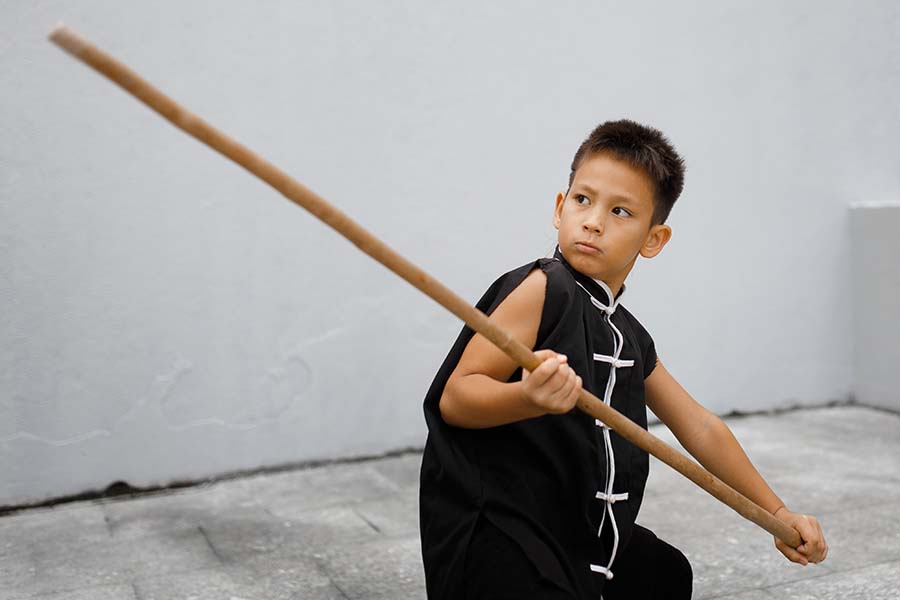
(516, 265, 548, 295)
(496, 266, 547, 320)
(497, 258, 578, 321)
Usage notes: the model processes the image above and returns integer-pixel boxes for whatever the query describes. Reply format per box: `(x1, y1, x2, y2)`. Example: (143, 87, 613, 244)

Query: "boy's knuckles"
(541, 358, 560, 372)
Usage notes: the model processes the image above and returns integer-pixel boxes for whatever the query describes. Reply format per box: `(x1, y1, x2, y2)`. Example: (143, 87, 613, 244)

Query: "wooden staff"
(48, 24, 802, 548)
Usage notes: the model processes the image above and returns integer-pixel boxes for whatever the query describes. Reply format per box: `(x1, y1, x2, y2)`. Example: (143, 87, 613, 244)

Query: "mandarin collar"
(553, 245, 625, 311)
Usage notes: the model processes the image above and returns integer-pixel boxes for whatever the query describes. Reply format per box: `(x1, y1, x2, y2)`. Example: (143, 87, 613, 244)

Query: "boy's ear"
(553, 192, 565, 229)
(640, 224, 672, 259)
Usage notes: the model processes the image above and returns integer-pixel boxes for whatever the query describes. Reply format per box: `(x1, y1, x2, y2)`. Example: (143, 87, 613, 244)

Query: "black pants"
(464, 518, 692, 599)
(602, 525, 693, 599)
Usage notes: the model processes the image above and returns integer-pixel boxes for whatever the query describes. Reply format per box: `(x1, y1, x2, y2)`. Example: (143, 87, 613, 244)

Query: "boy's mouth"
(575, 241, 601, 254)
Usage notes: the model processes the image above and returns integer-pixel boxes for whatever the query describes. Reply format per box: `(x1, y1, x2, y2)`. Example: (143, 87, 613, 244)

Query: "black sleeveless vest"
(419, 247, 658, 599)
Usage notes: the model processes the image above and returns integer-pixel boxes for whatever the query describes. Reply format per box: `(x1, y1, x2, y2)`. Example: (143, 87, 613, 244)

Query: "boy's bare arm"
(645, 361, 828, 565)
(439, 268, 582, 429)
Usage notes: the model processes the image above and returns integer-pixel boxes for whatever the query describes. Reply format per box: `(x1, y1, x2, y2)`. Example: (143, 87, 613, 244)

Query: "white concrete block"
(850, 203, 900, 412)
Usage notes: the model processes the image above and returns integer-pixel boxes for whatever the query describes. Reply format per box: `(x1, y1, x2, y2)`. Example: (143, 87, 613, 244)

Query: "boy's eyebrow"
(573, 183, 639, 205)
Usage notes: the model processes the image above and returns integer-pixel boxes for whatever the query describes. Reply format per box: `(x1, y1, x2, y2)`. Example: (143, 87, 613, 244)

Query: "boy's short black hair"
(568, 119, 686, 225)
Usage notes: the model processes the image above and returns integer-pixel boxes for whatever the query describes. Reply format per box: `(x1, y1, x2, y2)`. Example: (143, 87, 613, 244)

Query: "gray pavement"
(1, 405, 899, 599)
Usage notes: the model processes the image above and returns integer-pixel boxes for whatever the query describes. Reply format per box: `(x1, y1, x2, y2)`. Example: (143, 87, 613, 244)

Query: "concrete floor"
(1, 405, 899, 599)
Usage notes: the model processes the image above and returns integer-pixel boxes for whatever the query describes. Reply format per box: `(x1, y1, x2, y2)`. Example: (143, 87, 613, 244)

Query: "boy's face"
(553, 152, 671, 293)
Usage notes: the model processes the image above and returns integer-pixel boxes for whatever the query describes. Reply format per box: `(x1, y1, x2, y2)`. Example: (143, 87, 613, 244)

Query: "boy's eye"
(574, 194, 590, 205)
(612, 207, 632, 217)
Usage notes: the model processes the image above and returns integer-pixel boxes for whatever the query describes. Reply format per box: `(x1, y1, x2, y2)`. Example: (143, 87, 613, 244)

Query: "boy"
(419, 120, 827, 599)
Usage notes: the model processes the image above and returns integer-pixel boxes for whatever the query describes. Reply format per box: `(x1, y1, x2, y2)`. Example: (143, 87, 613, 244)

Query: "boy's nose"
(583, 219, 604, 234)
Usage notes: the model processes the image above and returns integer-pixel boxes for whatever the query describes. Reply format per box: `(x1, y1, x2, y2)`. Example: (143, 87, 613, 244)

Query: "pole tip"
(48, 22, 69, 41)
(48, 23, 87, 57)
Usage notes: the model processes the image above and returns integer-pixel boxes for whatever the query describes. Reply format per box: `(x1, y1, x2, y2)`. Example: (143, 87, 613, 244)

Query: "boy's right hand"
(521, 349, 582, 415)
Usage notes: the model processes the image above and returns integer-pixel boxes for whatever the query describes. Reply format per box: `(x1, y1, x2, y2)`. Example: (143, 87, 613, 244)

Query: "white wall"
(2, 1, 898, 506)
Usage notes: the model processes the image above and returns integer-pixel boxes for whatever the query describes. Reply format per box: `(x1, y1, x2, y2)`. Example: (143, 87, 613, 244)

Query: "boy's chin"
(570, 258, 608, 279)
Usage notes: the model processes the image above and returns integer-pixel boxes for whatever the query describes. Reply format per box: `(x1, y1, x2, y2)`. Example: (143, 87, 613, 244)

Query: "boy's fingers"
(557, 372, 581, 411)
(522, 350, 551, 378)
(540, 363, 579, 412)
(817, 520, 828, 561)
(527, 354, 563, 385)
(558, 367, 577, 397)
(524, 351, 580, 412)
(775, 539, 808, 566)
(547, 363, 574, 397)
(524, 350, 557, 375)
(544, 355, 571, 383)
(532, 349, 558, 362)
(774, 510, 827, 564)
(805, 518, 827, 562)
(794, 516, 826, 561)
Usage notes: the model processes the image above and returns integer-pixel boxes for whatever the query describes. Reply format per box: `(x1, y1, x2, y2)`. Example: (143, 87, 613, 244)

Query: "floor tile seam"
(99, 522, 234, 543)
(301, 548, 354, 600)
(813, 555, 900, 575)
(129, 564, 299, 595)
(250, 534, 422, 566)
(7, 519, 266, 540)
(94, 495, 267, 518)
(329, 578, 353, 600)
(197, 524, 227, 565)
(687, 542, 839, 578)
(131, 563, 246, 584)
(0, 567, 140, 600)
(810, 497, 900, 519)
(637, 517, 767, 536)
(639, 487, 733, 503)
(1, 530, 419, 572)
(260, 491, 414, 518)
(130, 561, 343, 592)
(352, 507, 384, 535)
(756, 555, 900, 591)
(641, 493, 900, 530)
(102, 510, 115, 537)
(66, 517, 253, 545)
(121, 557, 221, 582)
(1, 581, 139, 600)
(698, 585, 778, 600)
(261, 501, 386, 521)
(754, 569, 838, 593)
(240, 530, 422, 559)
(367, 465, 406, 494)
(689, 554, 834, 579)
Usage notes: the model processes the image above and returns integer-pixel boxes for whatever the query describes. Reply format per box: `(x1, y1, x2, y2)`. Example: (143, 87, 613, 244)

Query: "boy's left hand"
(773, 506, 828, 565)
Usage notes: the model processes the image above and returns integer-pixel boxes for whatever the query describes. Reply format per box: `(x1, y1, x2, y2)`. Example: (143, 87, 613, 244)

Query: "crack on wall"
(2, 299, 414, 449)
(187, 352, 313, 429)
(0, 357, 195, 447)
(1, 343, 319, 446)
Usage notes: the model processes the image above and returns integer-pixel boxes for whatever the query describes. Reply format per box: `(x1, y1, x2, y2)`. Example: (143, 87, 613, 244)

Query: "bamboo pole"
(48, 24, 802, 548)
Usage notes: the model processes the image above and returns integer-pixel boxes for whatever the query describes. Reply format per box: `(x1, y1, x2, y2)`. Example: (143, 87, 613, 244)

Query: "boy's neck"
(553, 246, 627, 308)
